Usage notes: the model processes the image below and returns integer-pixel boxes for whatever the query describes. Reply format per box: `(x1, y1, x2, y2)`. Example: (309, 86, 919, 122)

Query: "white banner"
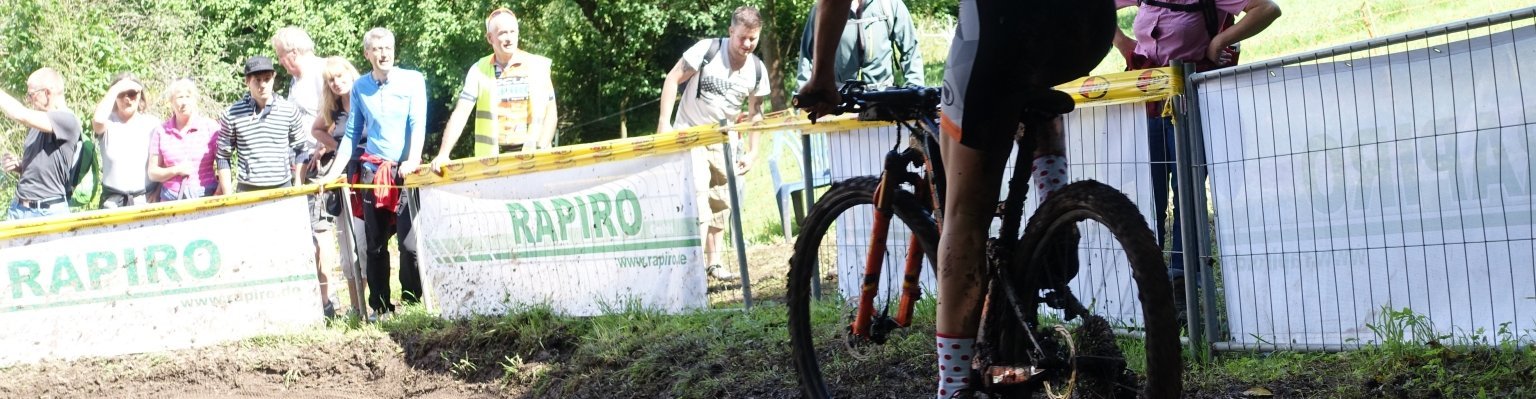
(1199, 25, 1536, 345)
(416, 151, 707, 317)
(0, 197, 319, 365)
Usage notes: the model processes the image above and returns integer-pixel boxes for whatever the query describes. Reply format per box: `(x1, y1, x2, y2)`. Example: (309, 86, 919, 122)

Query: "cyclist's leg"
(1029, 117, 1069, 201)
(934, 2, 1025, 396)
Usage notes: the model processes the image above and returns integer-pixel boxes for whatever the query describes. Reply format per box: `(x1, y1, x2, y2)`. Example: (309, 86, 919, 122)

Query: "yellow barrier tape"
(0, 184, 326, 241)
(731, 112, 894, 135)
(1055, 67, 1182, 108)
(404, 125, 727, 187)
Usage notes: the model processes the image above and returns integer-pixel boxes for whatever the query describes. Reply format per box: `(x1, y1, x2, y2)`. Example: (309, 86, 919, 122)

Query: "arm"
(289, 107, 306, 186)
(735, 96, 767, 175)
(796, 0, 856, 118)
(92, 80, 141, 134)
(1208, 0, 1282, 61)
(214, 115, 235, 195)
(0, 88, 53, 133)
(400, 75, 428, 176)
(539, 96, 557, 149)
(656, 59, 696, 133)
(320, 91, 363, 183)
(311, 117, 338, 152)
(432, 99, 475, 166)
(890, 1, 924, 86)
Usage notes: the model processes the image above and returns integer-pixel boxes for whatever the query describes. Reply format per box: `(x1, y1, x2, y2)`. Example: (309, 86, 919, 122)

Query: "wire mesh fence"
(1189, 7, 1536, 350)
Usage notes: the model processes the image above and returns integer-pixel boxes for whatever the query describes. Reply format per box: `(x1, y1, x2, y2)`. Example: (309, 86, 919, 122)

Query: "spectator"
(274, 26, 341, 318)
(311, 56, 367, 317)
(1, 68, 83, 220)
(216, 56, 308, 194)
(430, 7, 557, 172)
(272, 26, 325, 163)
(149, 79, 220, 201)
(1113, 0, 1280, 285)
(656, 6, 772, 281)
(92, 72, 161, 208)
(322, 27, 427, 318)
(795, 0, 924, 90)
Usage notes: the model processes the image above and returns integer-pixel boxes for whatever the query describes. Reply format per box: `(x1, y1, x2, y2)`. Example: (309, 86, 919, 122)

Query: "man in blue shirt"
(323, 27, 427, 318)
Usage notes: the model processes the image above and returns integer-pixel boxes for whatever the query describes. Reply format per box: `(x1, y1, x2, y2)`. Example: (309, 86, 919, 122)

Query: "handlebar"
(795, 81, 941, 123)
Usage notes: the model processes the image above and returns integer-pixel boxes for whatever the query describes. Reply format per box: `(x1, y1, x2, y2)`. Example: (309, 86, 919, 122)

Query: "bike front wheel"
(787, 176, 941, 399)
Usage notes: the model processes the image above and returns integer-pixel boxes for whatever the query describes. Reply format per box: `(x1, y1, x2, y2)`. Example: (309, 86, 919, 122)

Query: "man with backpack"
(795, 0, 924, 90)
(1112, 0, 1280, 287)
(656, 5, 772, 280)
(1, 68, 84, 220)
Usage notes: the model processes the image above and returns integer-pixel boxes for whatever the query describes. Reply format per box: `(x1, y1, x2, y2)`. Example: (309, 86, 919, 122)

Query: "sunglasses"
(119, 90, 141, 100)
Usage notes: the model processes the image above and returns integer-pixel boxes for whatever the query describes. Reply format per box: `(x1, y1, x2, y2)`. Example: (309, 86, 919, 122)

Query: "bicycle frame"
(846, 112, 1048, 344)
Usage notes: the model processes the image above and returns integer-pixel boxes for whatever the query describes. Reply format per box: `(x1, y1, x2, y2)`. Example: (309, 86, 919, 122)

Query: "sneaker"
(708, 264, 739, 281)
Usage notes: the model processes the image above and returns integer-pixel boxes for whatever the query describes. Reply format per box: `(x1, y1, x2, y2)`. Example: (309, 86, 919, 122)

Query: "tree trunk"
(763, 0, 791, 111)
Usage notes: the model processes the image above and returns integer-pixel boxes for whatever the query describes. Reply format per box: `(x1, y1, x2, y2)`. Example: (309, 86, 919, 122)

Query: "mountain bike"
(787, 82, 1182, 398)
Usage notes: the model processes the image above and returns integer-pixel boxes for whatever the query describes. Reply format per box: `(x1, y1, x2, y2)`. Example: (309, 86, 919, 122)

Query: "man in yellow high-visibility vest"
(431, 8, 558, 172)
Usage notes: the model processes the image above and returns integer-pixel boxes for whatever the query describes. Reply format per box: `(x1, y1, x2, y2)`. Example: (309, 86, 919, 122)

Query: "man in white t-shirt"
(656, 6, 772, 281)
(91, 73, 161, 207)
(273, 27, 325, 160)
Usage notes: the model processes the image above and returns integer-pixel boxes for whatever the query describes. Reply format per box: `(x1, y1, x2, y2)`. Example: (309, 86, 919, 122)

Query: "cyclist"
(798, 1, 1115, 397)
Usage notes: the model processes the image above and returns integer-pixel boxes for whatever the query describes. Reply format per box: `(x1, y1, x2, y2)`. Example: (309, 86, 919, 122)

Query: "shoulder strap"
(1201, 0, 1220, 38)
(1140, 0, 1205, 12)
(694, 38, 724, 99)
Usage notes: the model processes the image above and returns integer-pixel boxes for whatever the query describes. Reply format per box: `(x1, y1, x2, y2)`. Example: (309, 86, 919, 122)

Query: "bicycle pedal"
(986, 365, 1044, 386)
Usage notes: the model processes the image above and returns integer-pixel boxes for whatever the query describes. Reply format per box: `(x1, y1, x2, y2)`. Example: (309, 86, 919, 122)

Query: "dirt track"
(0, 331, 508, 399)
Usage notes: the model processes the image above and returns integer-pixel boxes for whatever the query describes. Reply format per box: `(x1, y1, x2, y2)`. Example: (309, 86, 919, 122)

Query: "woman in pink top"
(148, 79, 221, 201)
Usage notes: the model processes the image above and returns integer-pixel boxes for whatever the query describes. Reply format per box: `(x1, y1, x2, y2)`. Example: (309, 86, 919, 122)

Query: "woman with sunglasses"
(92, 72, 162, 207)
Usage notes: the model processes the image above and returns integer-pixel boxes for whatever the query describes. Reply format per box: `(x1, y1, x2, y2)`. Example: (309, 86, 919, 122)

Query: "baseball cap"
(244, 56, 276, 76)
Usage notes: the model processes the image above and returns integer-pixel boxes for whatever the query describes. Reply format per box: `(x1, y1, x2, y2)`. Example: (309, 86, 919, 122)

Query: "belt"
(17, 196, 67, 209)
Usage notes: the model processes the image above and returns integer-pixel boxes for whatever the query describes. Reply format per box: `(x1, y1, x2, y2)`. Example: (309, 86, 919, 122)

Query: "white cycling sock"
(936, 334, 976, 399)
(1032, 154, 1069, 201)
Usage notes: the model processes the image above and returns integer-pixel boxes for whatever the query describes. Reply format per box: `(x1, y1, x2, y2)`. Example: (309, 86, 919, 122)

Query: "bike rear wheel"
(787, 176, 941, 399)
(1004, 180, 1183, 398)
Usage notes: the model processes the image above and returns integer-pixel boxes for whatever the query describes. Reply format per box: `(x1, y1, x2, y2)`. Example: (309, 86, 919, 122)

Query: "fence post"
(1170, 61, 1210, 362)
(723, 131, 754, 309)
(801, 131, 821, 299)
(1181, 63, 1224, 356)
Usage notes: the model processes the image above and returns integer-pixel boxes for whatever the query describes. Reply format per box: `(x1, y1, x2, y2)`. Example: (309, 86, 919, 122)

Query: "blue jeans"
(7, 199, 70, 221)
(1147, 115, 1184, 280)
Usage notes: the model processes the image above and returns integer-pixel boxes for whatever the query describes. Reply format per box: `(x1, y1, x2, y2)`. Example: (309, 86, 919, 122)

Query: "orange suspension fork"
(895, 234, 924, 327)
(852, 179, 895, 338)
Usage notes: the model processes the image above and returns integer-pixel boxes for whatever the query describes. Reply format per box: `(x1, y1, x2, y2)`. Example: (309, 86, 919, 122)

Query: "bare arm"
(214, 115, 235, 195)
(656, 60, 697, 133)
(539, 96, 557, 149)
(1211, 0, 1282, 54)
(0, 88, 52, 133)
(93, 80, 141, 134)
(436, 99, 475, 160)
(311, 117, 338, 152)
(796, 0, 856, 118)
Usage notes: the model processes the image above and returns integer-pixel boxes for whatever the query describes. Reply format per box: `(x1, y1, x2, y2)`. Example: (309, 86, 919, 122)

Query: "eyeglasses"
(26, 88, 47, 97)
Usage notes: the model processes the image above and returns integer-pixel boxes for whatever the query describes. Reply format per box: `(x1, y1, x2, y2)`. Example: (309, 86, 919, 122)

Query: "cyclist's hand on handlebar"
(795, 77, 841, 123)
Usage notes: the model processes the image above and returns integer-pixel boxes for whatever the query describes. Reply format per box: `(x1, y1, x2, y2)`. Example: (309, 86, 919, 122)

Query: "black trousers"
(357, 166, 420, 313)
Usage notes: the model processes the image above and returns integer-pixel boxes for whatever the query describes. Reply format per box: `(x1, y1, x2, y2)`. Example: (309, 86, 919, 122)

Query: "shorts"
(940, 0, 1116, 149)
(705, 145, 731, 231)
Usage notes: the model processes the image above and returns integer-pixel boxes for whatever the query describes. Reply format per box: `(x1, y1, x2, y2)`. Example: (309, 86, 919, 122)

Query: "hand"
(398, 159, 420, 177)
(110, 79, 144, 95)
(1206, 37, 1234, 66)
(429, 155, 449, 175)
(795, 77, 841, 123)
(735, 154, 754, 176)
(1, 153, 18, 173)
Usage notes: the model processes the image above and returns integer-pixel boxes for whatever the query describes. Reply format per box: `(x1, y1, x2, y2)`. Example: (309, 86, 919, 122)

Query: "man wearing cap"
(216, 56, 308, 194)
(0, 67, 83, 220)
(430, 7, 557, 172)
(322, 27, 428, 317)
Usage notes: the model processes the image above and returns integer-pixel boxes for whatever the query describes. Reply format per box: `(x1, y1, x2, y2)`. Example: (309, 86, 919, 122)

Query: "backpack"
(67, 134, 102, 210)
(677, 38, 768, 99)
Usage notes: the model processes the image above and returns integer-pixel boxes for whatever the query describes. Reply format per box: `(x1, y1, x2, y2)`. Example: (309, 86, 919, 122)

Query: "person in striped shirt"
(216, 56, 308, 194)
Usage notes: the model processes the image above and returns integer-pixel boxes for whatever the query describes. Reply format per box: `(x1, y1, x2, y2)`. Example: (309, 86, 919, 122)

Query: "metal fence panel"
(1194, 10, 1536, 348)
